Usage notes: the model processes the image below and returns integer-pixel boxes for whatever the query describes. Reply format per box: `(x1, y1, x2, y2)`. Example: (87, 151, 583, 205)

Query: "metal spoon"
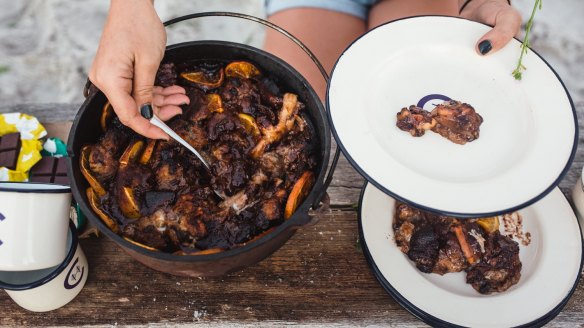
(140, 104, 225, 200)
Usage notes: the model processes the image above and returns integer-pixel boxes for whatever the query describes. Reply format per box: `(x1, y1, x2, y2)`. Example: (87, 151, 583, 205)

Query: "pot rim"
(0, 182, 71, 193)
(67, 40, 331, 262)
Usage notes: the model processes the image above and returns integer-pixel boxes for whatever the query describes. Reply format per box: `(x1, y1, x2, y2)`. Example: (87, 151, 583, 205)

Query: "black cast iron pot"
(66, 13, 336, 277)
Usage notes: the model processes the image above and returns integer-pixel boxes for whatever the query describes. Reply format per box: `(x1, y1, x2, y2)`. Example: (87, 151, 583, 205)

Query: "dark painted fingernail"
(180, 102, 188, 106)
(479, 40, 492, 55)
(140, 103, 153, 119)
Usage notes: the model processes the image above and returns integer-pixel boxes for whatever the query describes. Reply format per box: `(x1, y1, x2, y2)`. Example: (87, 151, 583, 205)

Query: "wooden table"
(1, 104, 583, 327)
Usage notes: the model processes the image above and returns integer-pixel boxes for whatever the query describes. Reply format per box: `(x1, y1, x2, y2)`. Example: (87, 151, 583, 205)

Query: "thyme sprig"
(512, 0, 543, 80)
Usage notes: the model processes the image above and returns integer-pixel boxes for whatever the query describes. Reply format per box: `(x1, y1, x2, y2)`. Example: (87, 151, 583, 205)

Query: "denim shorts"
(265, 0, 379, 20)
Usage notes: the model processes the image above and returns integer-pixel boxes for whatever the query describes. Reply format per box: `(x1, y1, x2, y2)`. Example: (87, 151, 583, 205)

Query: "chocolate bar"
(0, 133, 21, 170)
(29, 157, 69, 185)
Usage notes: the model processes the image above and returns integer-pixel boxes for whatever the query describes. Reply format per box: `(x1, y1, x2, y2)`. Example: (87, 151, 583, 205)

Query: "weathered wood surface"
(0, 104, 583, 327)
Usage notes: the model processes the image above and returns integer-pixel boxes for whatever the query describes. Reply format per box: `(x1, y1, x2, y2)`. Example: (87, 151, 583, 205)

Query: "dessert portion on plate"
(393, 201, 525, 294)
(396, 100, 483, 145)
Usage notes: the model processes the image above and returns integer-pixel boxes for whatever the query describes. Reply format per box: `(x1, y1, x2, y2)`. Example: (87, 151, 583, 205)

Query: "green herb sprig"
(512, 0, 543, 80)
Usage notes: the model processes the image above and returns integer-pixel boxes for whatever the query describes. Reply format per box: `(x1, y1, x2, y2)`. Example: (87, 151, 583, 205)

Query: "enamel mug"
(0, 182, 72, 271)
(0, 221, 88, 312)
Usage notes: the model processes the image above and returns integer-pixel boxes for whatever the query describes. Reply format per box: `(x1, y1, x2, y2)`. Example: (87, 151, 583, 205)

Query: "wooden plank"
(2, 210, 582, 326)
(43, 122, 73, 143)
(0, 103, 81, 123)
(0, 212, 408, 326)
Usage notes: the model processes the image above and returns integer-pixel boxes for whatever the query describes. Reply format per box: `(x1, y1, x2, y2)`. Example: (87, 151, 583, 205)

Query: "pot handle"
(83, 78, 99, 99)
(163, 12, 329, 79)
(163, 12, 339, 211)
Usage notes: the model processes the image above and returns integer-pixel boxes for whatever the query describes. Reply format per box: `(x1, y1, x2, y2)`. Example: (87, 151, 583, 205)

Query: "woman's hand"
(89, 0, 188, 139)
(460, 0, 522, 55)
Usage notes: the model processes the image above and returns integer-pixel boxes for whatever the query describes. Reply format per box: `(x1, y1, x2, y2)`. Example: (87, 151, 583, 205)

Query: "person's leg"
(264, 8, 366, 99)
(368, 0, 459, 30)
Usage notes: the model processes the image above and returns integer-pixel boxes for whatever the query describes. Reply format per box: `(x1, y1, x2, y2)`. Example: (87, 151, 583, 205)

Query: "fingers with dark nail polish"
(479, 40, 493, 55)
(140, 103, 153, 119)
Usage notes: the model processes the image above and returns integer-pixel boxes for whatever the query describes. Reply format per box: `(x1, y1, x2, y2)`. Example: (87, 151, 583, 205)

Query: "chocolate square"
(53, 157, 69, 186)
(30, 175, 53, 183)
(29, 157, 69, 185)
(0, 133, 21, 151)
(55, 157, 67, 175)
(53, 175, 70, 185)
(0, 149, 18, 170)
(0, 133, 21, 170)
(30, 157, 56, 176)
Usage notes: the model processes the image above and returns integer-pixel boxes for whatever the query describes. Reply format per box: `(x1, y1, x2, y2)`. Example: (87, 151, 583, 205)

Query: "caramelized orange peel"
(477, 217, 500, 233)
(100, 102, 114, 132)
(139, 140, 157, 165)
(123, 236, 158, 251)
(180, 69, 224, 90)
(453, 225, 477, 265)
(206, 94, 224, 113)
(237, 113, 261, 137)
(87, 187, 119, 233)
(174, 247, 224, 256)
(225, 61, 261, 79)
(119, 140, 145, 168)
(284, 171, 315, 219)
(119, 186, 141, 219)
(80, 145, 107, 197)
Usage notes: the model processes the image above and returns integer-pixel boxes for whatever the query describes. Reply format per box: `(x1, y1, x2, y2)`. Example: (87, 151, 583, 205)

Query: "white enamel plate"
(359, 182, 583, 327)
(327, 16, 577, 216)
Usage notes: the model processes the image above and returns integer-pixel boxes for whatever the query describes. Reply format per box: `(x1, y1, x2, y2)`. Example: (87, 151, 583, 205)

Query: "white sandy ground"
(0, 0, 582, 108)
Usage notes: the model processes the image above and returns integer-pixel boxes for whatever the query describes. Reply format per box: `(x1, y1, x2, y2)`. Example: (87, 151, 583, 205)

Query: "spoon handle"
(152, 116, 212, 172)
(140, 106, 213, 172)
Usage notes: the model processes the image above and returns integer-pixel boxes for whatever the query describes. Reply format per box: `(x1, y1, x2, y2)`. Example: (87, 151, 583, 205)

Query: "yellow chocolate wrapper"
(0, 113, 47, 182)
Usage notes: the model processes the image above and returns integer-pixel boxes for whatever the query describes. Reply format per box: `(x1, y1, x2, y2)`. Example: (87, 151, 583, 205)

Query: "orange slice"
(237, 113, 260, 136)
(87, 187, 119, 233)
(284, 171, 315, 219)
(206, 94, 224, 113)
(193, 247, 224, 255)
(139, 140, 157, 165)
(100, 102, 114, 132)
(180, 69, 224, 90)
(80, 145, 107, 197)
(174, 248, 224, 256)
(225, 61, 261, 79)
(123, 237, 158, 251)
(118, 186, 141, 219)
(477, 217, 500, 233)
(119, 140, 145, 168)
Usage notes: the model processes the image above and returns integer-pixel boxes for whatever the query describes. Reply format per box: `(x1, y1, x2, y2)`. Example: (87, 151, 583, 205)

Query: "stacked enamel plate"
(327, 16, 582, 327)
